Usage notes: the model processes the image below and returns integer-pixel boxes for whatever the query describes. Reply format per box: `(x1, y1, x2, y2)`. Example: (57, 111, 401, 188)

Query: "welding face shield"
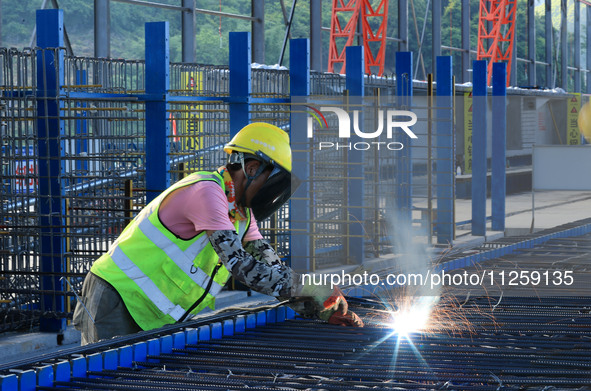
(228, 151, 300, 222)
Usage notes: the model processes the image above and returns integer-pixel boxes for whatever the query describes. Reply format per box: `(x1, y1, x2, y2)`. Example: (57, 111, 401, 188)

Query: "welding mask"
(224, 123, 300, 221)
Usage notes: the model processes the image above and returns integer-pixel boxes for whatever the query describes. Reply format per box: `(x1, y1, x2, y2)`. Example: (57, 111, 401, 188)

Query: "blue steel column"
(346, 46, 364, 264)
(289, 39, 310, 271)
(395, 52, 412, 223)
(76, 70, 88, 176)
(472, 60, 487, 236)
(36, 9, 66, 332)
(145, 22, 170, 202)
(229, 32, 251, 137)
(491, 62, 506, 231)
(436, 56, 453, 244)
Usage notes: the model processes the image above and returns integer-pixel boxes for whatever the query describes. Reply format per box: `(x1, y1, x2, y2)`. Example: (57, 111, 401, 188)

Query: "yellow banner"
(463, 90, 473, 174)
(180, 71, 204, 168)
(567, 93, 581, 145)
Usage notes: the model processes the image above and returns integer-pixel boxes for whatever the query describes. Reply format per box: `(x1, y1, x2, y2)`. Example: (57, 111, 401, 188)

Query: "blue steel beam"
(491, 62, 506, 232)
(145, 22, 171, 202)
(289, 38, 310, 271)
(395, 52, 413, 224)
(229, 32, 251, 137)
(346, 46, 364, 264)
(436, 56, 453, 244)
(472, 60, 487, 236)
(36, 9, 67, 332)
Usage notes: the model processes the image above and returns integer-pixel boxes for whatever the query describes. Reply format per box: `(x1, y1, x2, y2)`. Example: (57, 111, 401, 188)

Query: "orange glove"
(318, 287, 364, 327)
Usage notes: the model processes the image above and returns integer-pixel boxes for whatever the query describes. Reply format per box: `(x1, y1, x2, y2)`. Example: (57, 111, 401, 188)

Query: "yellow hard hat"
(224, 122, 292, 173)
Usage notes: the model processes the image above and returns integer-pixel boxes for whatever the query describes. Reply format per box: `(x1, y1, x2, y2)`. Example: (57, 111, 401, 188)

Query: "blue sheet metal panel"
(246, 313, 257, 329)
(198, 325, 211, 341)
(70, 355, 86, 378)
(147, 338, 160, 362)
(472, 60, 488, 236)
(276, 306, 286, 322)
(289, 38, 311, 271)
(36, 366, 53, 389)
(395, 51, 413, 224)
(229, 32, 251, 137)
(211, 322, 223, 339)
(185, 328, 198, 345)
(266, 308, 277, 323)
(35, 9, 67, 333)
(172, 331, 185, 349)
(436, 56, 454, 244)
(87, 353, 102, 377)
(346, 46, 365, 264)
(286, 307, 296, 319)
(103, 349, 118, 370)
(0, 374, 17, 391)
(223, 319, 235, 336)
(256, 311, 266, 326)
(118, 345, 133, 368)
(133, 341, 148, 362)
(160, 335, 173, 354)
(145, 22, 171, 203)
(491, 63, 507, 232)
(235, 315, 246, 333)
(17, 370, 36, 391)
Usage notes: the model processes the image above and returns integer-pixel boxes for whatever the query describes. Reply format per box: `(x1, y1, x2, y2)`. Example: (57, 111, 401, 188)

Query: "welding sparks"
(386, 296, 438, 336)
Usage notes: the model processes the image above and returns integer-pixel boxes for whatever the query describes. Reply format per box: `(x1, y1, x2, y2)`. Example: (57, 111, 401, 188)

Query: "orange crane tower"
(328, 0, 389, 76)
(476, 0, 517, 85)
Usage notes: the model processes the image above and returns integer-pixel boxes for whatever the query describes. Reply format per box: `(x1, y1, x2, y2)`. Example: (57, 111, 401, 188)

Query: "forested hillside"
(0, 0, 578, 87)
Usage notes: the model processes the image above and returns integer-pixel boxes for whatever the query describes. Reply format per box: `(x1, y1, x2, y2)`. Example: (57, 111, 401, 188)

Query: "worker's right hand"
(295, 284, 364, 327)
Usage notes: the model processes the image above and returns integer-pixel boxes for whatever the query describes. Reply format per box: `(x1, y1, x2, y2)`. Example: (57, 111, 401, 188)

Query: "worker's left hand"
(317, 287, 364, 327)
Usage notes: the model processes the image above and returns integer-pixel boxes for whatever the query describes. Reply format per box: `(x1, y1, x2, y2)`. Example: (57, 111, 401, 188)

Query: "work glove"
(294, 283, 364, 327)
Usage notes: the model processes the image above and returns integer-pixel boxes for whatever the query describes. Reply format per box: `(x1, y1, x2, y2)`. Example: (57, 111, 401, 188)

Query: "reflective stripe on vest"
(91, 171, 251, 328)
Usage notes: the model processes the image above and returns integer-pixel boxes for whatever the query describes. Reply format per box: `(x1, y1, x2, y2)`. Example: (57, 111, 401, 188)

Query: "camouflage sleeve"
(208, 230, 295, 298)
(241, 238, 325, 319)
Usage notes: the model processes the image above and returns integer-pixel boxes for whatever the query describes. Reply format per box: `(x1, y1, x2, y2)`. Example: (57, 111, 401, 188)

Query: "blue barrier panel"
(472, 60, 488, 236)
(0, 374, 17, 391)
(118, 346, 133, 368)
(147, 338, 160, 362)
(160, 335, 173, 354)
(436, 56, 454, 244)
(18, 369, 36, 391)
(256, 311, 266, 326)
(229, 32, 251, 137)
(133, 341, 148, 362)
(36, 365, 53, 388)
(223, 319, 235, 336)
(491, 62, 507, 232)
(53, 361, 70, 383)
(246, 313, 257, 329)
(185, 328, 198, 345)
(198, 325, 211, 341)
(35, 9, 67, 332)
(172, 331, 185, 349)
(395, 51, 413, 223)
(235, 315, 246, 333)
(87, 353, 102, 377)
(70, 355, 86, 378)
(211, 322, 223, 339)
(145, 22, 171, 202)
(346, 46, 365, 263)
(289, 38, 311, 271)
(266, 308, 277, 323)
(103, 349, 118, 370)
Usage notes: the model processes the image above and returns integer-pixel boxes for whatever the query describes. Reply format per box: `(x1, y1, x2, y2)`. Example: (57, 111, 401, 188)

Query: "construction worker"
(74, 122, 363, 345)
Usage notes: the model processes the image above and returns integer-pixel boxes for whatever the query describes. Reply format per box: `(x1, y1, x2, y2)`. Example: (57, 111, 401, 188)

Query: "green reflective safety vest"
(91, 171, 251, 331)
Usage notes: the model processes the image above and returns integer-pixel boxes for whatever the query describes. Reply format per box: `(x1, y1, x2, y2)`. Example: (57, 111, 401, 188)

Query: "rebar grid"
(34, 295, 591, 391)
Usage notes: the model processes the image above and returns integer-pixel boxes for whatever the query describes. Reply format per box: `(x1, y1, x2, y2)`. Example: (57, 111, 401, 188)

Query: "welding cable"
(177, 262, 223, 323)
(216, 297, 308, 314)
